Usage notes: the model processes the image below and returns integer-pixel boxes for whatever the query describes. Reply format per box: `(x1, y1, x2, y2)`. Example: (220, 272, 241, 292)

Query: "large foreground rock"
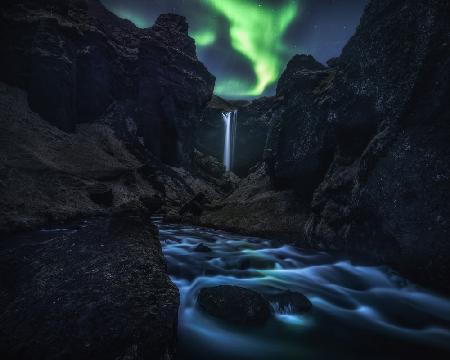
(197, 285, 272, 326)
(0, 207, 179, 360)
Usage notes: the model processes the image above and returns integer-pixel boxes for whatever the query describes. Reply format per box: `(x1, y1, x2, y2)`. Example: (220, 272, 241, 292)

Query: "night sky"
(101, 0, 368, 99)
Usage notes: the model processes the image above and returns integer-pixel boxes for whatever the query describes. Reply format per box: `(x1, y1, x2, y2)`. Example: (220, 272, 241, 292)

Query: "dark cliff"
(0, 0, 215, 167)
(0, 0, 223, 233)
(0, 1, 218, 358)
(201, 0, 450, 294)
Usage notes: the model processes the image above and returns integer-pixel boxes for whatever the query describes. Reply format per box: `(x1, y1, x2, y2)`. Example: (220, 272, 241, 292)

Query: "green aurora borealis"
(104, 0, 367, 99)
(110, 0, 299, 97)
(199, 0, 298, 96)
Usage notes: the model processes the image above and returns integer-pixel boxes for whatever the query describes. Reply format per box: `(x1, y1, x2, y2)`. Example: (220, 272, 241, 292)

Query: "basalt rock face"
(267, 54, 337, 199)
(139, 14, 215, 167)
(204, 0, 450, 293)
(0, 207, 179, 360)
(303, 0, 450, 293)
(233, 97, 280, 177)
(0, 0, 215, 167)
(0, 0, 222, 233)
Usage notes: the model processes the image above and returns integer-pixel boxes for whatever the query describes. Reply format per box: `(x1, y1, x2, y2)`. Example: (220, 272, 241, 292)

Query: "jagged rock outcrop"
(0, 0, 215, 167)
(267, 54, 337, 199)
(0, 0, 226, 233)
(0, 205, 179, 360)
(304, 0, 450, 293)
(202, 0, 450, 293)
(0, 80, 222, 233)
(200, 164, 309, 242)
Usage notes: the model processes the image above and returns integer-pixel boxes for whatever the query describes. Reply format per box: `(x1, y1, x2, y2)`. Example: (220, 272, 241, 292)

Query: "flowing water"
(155, 219, 450, 360)
(222, 110, 237, 172)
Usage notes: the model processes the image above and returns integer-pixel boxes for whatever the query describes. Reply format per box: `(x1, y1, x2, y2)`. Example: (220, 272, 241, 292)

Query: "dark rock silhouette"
(0, 0, 226, 233)
(87, 183, 114, 207)
(194, 243, 212, 253)
(0, 0, 215, 167)
(197, 285, 272, 326)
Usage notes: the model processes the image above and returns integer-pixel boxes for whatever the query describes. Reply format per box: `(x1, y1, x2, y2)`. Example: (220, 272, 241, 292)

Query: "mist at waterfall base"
(155, 219, 450, 360)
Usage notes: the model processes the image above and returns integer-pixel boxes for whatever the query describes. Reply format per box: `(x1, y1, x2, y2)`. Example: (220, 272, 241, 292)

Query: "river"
(155, 219, 450, 360)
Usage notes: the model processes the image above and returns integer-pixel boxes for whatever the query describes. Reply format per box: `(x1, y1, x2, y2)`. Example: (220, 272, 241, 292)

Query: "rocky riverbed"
(157, 219, 450, 360)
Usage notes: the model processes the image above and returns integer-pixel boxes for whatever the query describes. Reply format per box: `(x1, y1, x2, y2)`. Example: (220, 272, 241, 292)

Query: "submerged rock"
(194, 243, 212, 253)
(238, 256, 275, 270)
(197, 285, 272, 326)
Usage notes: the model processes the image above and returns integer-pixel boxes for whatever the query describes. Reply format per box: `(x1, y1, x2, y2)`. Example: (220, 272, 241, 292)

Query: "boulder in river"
(194, 243, 212, 253)
(238, 256, 275, 270)
(197, 285, 272, 326)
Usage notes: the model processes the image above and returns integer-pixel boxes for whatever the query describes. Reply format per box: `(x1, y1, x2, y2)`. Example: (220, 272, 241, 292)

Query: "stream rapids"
(155, 219, 450, 360)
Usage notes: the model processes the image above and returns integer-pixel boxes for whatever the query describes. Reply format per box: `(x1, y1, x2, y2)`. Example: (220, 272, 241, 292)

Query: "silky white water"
(222, 110, 237, 172)
(156, 219, 450, 360)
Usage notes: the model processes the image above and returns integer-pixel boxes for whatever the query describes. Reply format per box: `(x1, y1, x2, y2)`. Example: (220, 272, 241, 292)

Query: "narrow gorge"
(0, 0, 449, 359)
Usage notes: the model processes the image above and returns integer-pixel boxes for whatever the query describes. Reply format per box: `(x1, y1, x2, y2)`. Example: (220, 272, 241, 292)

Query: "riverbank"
(0, 206, 179, 360)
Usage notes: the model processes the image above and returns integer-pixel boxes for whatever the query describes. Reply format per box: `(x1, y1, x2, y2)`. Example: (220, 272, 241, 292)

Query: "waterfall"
(222, 110, 238, 172)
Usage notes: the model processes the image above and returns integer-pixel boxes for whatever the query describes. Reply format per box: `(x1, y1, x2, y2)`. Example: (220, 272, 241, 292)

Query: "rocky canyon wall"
(0, 0, 215, 167)
(201, 0, 450, 294)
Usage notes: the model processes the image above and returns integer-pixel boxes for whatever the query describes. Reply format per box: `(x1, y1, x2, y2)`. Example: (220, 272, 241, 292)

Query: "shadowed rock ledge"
(0, 204, 179, 360)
